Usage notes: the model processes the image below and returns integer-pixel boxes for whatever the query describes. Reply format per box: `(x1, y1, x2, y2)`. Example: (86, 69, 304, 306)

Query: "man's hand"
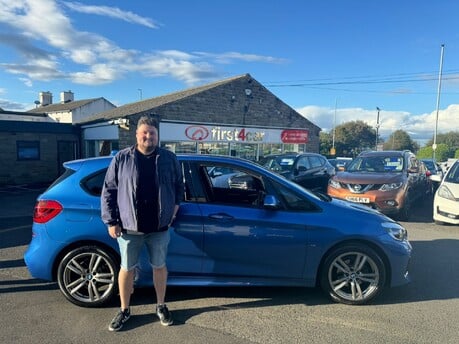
(108, 224, 122, 239)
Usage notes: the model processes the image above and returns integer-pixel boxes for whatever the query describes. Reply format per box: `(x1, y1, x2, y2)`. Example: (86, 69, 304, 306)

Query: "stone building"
(0, 73, 322, 185)
(80, 74, 321, 160)
(0, 117, 79, 185)
(0, 91, 114, 185)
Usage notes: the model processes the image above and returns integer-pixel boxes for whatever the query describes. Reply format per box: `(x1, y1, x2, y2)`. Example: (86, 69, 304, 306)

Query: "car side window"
(81, 169, 107, 196)
(297, 156, 311, 170)
(309, 156, 322, 168)
(270, 180, 319, 212)
(200, 163, 265, 207)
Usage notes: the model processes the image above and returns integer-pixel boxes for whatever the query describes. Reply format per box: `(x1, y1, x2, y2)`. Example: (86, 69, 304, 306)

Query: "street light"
(375, 107, 381, 150)
(138, 88, 143, 100)
(433, 44, 445, 160)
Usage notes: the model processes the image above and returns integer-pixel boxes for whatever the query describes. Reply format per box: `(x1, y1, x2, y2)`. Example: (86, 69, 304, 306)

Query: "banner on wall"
(160, 123, 309, 144)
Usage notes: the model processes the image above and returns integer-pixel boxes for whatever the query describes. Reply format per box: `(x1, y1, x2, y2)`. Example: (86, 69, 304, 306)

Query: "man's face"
(136, 124, 158, 153)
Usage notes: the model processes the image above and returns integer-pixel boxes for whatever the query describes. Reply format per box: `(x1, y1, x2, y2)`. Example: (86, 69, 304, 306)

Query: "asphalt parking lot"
(1, 185, 459, 344)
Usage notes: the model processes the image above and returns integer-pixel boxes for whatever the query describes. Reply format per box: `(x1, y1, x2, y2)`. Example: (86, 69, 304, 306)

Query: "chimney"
(39, 91, 53, 106)
(60, 90, 74, 103)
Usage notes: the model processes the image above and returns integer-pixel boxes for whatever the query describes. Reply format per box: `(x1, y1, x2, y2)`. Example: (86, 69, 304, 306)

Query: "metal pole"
(332, 98, 337, 152)
(375, 107, 380, 150)
(433, 44, 445, 160)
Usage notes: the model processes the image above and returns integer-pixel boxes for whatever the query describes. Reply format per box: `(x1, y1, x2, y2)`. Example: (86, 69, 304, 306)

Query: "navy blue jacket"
(101, 145, 184, 232)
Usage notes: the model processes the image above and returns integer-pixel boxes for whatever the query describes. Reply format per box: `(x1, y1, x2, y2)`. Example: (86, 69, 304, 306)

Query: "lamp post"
(375, 107, 381, 150)
(137, 88, 143, 100)
(433, 44, 445, 160)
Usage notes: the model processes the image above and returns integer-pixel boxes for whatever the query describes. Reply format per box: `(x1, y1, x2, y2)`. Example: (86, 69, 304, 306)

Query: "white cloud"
(19, 77, 33, 87)
(0, 0, 283, 88)
(296, 104, 459, 144)
(195, 51, 288, 64)
(62, 1, 160, 29)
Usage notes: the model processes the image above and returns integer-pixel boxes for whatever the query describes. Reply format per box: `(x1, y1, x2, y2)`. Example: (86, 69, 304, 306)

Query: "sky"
(1, 0, 459, 146)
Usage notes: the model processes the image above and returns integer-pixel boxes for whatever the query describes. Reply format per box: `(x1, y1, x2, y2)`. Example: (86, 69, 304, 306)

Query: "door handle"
(208, 213, 234, 220)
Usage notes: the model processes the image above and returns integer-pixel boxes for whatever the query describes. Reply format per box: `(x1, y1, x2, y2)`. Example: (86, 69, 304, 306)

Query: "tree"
(334, 120, 377, 157)
(425, 131, 459, 157)
(417, 144, 450, 161)
(319, 131, 333, 157)
(383, 130, 419, 152)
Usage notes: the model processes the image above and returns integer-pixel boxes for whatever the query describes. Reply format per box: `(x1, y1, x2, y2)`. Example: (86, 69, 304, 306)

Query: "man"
(101, 115, 184, 331)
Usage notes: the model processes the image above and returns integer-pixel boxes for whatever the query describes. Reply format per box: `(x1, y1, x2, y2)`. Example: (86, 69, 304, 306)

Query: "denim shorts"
(117, 230, 170, 270)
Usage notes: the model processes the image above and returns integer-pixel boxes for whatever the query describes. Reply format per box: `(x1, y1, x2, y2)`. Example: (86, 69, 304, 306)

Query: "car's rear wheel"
(57, 246, 118, 307)
(320, 244, 386, 305)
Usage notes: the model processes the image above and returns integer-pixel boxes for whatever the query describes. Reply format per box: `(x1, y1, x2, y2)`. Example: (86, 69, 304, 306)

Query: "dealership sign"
(280, 129, 309, 143)
(161, 123, 309, 144)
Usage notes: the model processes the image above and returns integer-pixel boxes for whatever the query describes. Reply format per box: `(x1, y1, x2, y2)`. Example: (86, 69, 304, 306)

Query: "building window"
(17, 141, 40, 161)
(84, 140, 119, 157)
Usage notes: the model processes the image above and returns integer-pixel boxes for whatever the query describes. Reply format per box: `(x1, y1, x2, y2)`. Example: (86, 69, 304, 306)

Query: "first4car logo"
(185, 125, 265, 142)
(185, 126, 209, 141)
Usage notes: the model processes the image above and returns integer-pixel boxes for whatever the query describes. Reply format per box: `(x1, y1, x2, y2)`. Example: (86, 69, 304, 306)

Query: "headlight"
(380, 182, 403, 191)
(329, 179, 341, 189)
(382, 222, 407, 241)
(437, 185, 455, 200)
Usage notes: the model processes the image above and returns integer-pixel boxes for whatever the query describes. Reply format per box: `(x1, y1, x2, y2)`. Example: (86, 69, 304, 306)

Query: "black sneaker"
(108, 308, 131, 332)
(156, 304, 173, 326)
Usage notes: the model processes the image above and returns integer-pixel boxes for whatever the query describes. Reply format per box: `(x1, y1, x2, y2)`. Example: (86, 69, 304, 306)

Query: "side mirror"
(263, 194, 281, 209)
(429, 174, 442, 183)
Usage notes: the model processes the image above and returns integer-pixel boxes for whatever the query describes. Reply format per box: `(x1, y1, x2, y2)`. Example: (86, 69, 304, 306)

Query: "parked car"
(24, 154, 411, 307)
(433, 159, 459, 225)
(328, 150, 429, 220)
(328, 157, 353, 171)
(421, 158, 444, 191)
(259, 152, 335, 192)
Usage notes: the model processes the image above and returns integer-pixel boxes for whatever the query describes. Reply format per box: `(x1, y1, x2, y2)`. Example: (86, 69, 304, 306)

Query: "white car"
(433, 160, 459, 225)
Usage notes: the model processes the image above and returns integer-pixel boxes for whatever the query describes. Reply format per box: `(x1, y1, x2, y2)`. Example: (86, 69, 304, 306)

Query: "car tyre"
(397, 201, 410, 221)
(320, 244, 386, 305)
(57, 246, 118, 307)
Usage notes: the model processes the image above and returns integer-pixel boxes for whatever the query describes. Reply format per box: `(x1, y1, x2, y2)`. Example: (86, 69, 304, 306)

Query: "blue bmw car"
(24, 154, 411, 307)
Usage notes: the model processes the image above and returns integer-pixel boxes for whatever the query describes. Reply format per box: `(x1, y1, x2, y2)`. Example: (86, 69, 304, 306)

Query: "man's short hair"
(137, 115, 158, 129)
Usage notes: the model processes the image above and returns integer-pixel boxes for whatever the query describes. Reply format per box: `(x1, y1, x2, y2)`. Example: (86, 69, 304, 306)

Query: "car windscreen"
(346, 156, 403, 173)
(445, 162, 459, 183)
(261, 157, 295, 172)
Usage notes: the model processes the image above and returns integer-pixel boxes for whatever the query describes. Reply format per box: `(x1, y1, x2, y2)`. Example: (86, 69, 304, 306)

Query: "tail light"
(33, 200, 63, 223)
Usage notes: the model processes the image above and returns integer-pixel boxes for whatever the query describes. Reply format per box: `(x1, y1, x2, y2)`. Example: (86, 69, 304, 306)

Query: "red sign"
(281, 129, 309, 143)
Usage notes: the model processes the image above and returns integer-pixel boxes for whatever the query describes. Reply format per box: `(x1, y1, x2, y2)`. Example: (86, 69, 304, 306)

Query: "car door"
(162, 161, 205, 275)
(293, 155, 328, 192)
(194, 161, 308, 280)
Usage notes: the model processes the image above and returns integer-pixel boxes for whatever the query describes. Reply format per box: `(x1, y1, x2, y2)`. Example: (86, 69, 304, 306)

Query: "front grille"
(344, 183, 383, 193)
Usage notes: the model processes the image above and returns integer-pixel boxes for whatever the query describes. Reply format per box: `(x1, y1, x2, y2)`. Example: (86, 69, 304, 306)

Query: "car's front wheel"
(320, 244, 386, 305)
(57, 246, 118, 307)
